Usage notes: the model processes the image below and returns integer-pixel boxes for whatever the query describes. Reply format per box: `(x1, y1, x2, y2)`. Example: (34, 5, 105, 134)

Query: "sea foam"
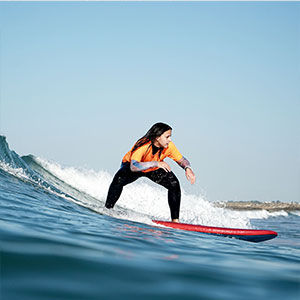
(34, 157, 271, 229)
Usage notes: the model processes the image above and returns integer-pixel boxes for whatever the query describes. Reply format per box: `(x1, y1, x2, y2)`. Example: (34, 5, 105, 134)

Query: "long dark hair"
(131, 122, 172, 154)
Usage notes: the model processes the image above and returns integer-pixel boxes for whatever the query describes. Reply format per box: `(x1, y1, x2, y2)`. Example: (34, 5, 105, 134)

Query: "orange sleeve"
(167, 142, 183, 162)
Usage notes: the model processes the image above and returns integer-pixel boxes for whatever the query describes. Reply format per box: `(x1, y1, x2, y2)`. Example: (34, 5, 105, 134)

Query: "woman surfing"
(105, 122, 196, 222)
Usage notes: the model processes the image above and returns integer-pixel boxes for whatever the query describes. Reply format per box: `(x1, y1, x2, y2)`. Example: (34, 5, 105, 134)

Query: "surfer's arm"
(130, 160, 158, 172)
(176, 156, 192, 171)
(177, 157, 196, 184)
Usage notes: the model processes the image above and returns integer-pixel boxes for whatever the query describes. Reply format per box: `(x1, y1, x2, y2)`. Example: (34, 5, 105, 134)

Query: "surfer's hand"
(157, 161, 171, 172)
(185, 168, 195, 184)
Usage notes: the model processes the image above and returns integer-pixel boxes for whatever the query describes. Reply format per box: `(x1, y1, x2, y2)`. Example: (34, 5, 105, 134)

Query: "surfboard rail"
(152, 220, 278, 242)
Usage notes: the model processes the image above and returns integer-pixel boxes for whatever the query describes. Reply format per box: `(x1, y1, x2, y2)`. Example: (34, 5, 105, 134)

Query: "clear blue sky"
(0, 2, 299, 202)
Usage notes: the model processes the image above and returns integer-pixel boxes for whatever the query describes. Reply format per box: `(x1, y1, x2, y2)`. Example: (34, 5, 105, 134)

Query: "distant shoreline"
(215, 201, 300, 212)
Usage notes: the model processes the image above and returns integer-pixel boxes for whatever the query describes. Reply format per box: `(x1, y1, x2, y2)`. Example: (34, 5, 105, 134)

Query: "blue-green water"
(1, 135, 299, 300)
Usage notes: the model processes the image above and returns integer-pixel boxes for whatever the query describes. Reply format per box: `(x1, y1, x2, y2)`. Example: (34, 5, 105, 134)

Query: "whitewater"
(1, 135, 299, 300)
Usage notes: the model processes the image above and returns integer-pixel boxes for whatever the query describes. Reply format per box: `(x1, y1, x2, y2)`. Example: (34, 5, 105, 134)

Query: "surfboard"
(152, 220, 277, 242)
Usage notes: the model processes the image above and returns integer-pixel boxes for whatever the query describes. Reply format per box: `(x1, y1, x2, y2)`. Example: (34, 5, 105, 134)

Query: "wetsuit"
(105, 141, 190, 220)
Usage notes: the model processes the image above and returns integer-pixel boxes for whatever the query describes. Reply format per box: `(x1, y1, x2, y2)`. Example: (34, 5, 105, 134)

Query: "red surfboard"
(152, 220, 277, 243)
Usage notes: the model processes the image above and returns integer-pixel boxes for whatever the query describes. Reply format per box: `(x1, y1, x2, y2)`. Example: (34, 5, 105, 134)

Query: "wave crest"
(1, 135, 297, 229)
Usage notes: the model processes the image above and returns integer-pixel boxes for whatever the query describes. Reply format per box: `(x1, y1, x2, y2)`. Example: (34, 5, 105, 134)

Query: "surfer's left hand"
(185, 168, 195, 184)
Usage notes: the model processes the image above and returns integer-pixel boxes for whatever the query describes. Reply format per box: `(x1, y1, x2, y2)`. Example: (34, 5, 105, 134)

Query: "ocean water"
(0, 135, 299, 300)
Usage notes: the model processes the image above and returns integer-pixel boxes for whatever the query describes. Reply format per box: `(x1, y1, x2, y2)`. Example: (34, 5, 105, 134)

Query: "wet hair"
(131, 122, 172, 154)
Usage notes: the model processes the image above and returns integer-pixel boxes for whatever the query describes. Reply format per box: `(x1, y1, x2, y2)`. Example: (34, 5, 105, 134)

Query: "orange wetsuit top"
(122, 141, 183, 172)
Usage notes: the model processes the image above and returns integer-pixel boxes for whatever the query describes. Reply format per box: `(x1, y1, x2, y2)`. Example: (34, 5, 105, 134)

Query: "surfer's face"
(156, 130, 172, 148)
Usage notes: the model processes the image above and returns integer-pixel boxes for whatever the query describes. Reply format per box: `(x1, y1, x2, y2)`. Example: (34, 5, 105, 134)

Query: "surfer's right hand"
(157, 161, 171, 172)
(185, 168, 196, 184)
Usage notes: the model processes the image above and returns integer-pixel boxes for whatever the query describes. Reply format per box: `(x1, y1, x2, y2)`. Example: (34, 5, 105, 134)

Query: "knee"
(168, 173, 181, 191)
(112, 174, 126, 187)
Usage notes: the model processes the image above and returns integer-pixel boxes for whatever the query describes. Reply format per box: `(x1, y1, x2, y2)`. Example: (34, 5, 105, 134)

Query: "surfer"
(105, 122, 196, 222)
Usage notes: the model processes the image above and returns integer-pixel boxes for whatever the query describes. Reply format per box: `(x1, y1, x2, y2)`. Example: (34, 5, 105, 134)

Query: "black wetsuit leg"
(144, 169, 181, 220)
(105, 163, 142, 208)
(105, 163, 181, 220)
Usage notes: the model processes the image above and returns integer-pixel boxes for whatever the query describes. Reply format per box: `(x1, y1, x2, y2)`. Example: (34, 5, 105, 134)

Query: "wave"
(0, 136, 78, 203)
(31, 156, 255, 228)
(0, 135, 297, 230)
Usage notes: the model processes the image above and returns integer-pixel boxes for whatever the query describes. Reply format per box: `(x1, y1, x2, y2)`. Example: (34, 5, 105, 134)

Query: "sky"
(0, 1, 299, 202)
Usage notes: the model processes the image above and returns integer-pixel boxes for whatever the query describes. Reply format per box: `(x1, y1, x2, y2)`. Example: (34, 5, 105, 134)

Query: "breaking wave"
(0, 135, 298, 230)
